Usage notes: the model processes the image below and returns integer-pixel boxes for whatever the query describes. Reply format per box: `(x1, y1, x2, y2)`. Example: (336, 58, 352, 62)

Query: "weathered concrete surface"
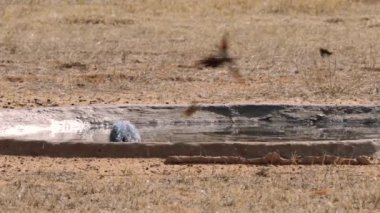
(0, 139, 378, 159)
(0, 104, 379, 158)
(0, 104, 379, 127)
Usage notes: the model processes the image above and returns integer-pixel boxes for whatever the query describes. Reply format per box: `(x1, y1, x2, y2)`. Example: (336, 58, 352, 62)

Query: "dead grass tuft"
(3, 75, 37, 83)
(301, 59, 366, 98)
(260, 0, 351, 15)
(58, 62, 87, 70)
(77, 73, 137, 84)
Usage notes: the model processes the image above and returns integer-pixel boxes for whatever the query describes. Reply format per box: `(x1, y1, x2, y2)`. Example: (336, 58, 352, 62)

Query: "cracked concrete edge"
(0, 104, 379, 128)
(0, 104, 378, 159)
(0, 139, 378, 160)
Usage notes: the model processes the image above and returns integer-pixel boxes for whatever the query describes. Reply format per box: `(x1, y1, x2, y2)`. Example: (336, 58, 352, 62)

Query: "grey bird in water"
(110, 121, 141, 142)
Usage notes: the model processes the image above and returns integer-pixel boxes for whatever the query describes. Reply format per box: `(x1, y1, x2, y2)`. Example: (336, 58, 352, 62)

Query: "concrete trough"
(0, 104, 379, 159)
(0, 139, 378, 159)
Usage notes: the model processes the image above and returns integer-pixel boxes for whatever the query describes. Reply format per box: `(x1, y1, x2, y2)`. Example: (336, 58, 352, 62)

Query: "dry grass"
(0, 156, 378, 212)
(0, 1, 379, 211)
(259, 0, 351, 14)
(0, 1, 379, 108)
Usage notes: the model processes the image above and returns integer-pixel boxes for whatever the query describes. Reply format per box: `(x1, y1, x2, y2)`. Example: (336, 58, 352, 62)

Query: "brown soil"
(0, 1, 379, 109)
(0, 1, 380, 211)
(0, 156, 379, 212)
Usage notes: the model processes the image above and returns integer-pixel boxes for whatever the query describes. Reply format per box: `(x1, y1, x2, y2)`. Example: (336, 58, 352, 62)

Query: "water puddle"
(2, 122, 379, 143)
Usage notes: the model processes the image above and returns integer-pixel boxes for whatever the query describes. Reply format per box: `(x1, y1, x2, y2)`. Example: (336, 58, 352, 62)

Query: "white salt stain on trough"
(0, 119, 91, 141)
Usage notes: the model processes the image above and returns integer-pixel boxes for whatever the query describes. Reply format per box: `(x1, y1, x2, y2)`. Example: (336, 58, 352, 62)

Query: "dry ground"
(0, 156, 379, 212)
(0, 0, 379, 108)
(0, 1, 380, 212)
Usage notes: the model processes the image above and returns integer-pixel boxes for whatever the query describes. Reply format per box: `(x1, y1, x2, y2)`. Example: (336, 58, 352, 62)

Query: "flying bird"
(198, 34, 243, 81)
(319, 48, 333, 58)
(183, 102, 201, 117)
(198, 34, 233, 68)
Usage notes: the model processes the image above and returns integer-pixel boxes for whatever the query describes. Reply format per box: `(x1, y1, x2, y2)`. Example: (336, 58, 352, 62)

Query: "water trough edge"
(0, 138, 378, 159)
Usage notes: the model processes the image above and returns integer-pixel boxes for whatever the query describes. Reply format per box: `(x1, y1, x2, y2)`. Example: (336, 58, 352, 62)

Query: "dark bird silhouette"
(198, 34, 243, 81)
(183, 102, 200, 117)
(198, 34, 233, 68)
(319, 48, 333, 58)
